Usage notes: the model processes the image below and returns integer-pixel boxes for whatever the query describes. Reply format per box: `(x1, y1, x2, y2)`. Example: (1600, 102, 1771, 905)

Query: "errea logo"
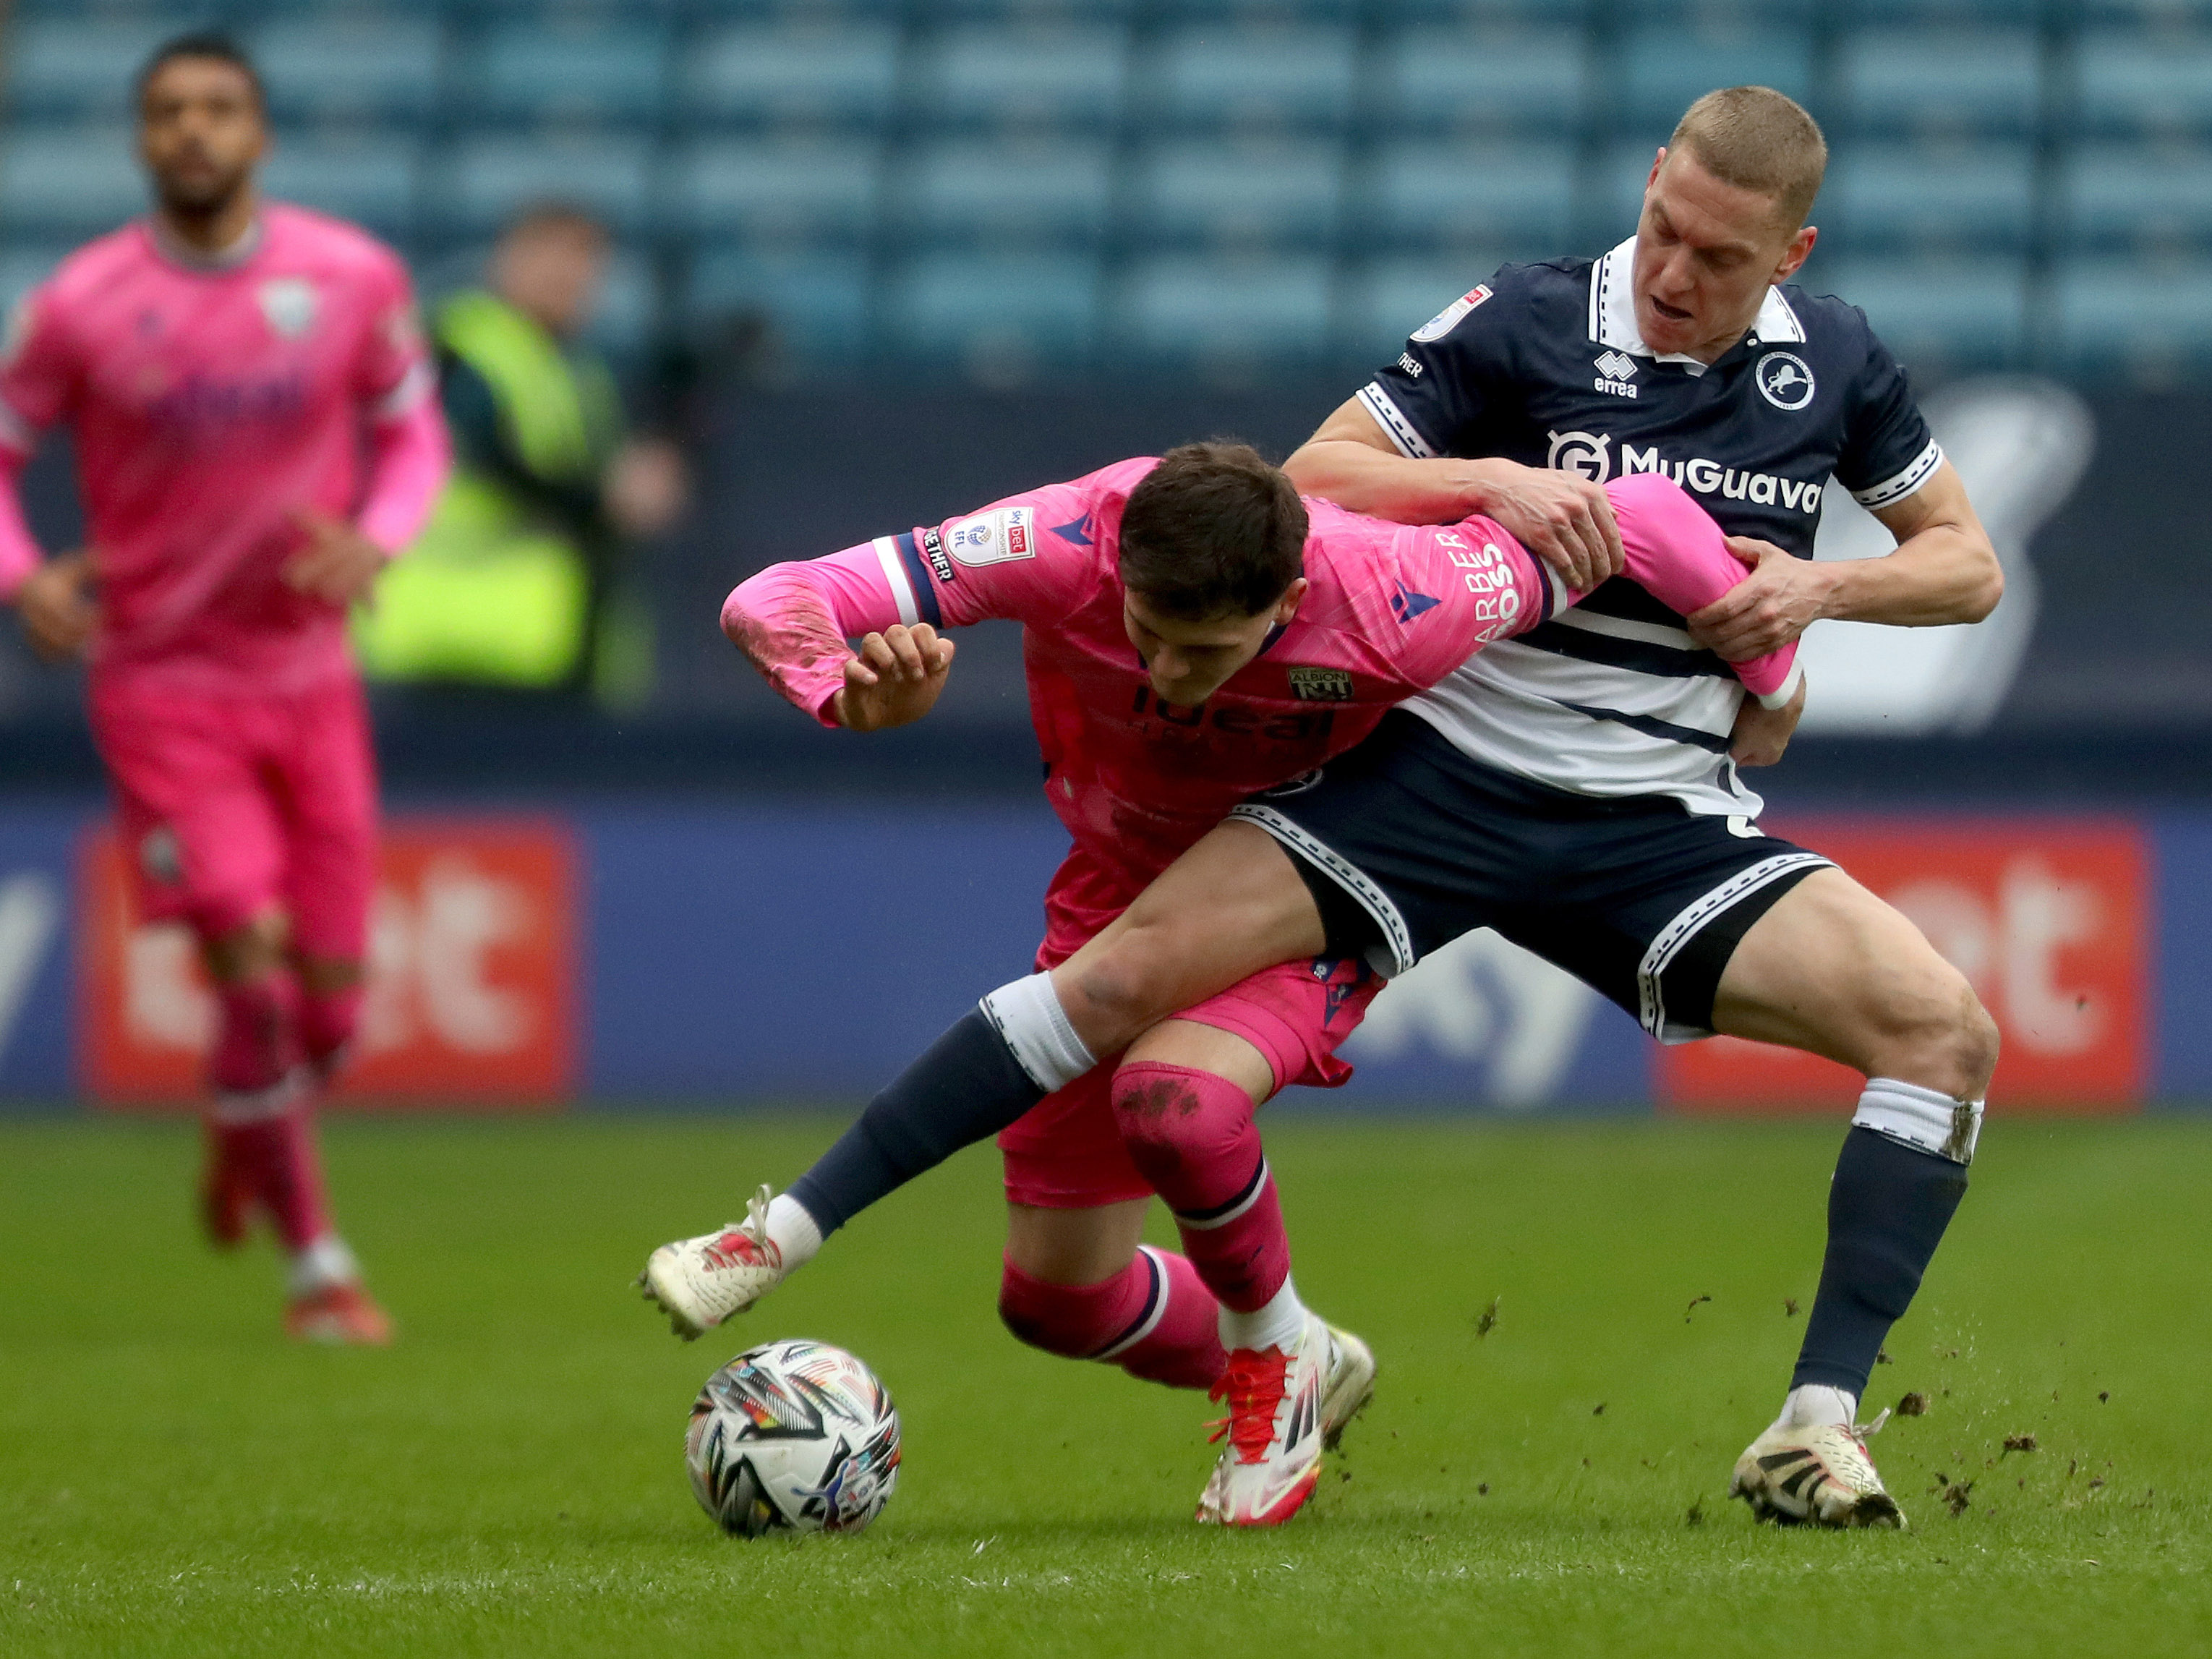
(1594, 349, 1639, 398)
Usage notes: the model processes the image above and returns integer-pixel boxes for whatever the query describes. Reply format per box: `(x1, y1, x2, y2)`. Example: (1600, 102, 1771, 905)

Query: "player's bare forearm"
(1688, 463, 2000, 659)
(1285, 399, 1623, 589)
(1730, 675, 1806, 768)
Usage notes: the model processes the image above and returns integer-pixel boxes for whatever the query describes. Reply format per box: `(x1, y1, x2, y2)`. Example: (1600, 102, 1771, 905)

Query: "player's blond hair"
(1667, 87, 1828, 231)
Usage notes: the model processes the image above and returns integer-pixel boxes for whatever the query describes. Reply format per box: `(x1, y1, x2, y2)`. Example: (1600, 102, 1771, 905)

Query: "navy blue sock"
(1793, 1125, 1970, 1398)
(787, 1010, 1045, 1234)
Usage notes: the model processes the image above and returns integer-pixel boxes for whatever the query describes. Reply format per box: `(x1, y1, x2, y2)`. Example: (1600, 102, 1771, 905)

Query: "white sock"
(978, 972, 1096, 1093)
(1855, 1077, 1983, 1165)
(1218, 1274, 1307, 1355)
(1777, 1383, 1858, 1430)
(288, 1234, 359, 1297)
(764, 1193, 823, 1271)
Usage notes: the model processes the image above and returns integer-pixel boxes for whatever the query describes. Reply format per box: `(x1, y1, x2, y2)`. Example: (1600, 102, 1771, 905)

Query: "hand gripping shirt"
(1357, 237, 1940, 816)
(725, 457, 1795, 884)
(0, 203, 437, 694)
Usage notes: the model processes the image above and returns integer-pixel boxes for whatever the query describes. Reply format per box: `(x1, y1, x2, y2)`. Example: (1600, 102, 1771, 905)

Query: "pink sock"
(1113, 1062, 1292, 1315)
(205, 975, 333, 1254)
(998, 1248, 1227, 1391)
(297, 983, 364, 1075)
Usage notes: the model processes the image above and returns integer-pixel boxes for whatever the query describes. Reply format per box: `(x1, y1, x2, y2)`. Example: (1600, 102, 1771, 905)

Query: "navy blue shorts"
(1228, 711, 1832, 1043)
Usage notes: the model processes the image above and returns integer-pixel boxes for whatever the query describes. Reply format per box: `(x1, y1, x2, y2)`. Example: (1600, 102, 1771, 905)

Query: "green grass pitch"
(2, 1113, 2208, 1658)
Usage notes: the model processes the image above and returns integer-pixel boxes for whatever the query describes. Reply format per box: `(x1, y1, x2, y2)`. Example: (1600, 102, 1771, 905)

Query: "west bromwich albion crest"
(1287, 666, 1353, 702)
(257, 277, 318, 341)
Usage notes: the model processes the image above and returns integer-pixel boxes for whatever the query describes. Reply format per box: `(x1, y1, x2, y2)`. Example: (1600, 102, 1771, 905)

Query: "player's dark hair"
(137, 32, 265, 112)
(1118, 442, 1308, 621)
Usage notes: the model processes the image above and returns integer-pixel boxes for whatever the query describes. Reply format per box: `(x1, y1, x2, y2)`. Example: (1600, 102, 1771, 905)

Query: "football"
(683, 1339, 902, 1538)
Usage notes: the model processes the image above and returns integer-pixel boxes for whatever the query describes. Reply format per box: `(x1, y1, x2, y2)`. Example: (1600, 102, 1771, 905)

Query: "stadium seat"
(260, 139, 422, 239)
(1593, 138, 1665, 236)
(2061, 146, 2212, 253)
(905, 25, 1129, 134)
(1341, 254, 1512, 362)
(0, 129, 146, 239)
(1386, 0, 1592, 24)
(254, 16, 445, 123)
(682, 22, 901, 132)
(2076, 0, 2212, 24)
(896, 140, 1114, 248)
(1360, 140, 1576, 256)
(1127, 140, 1344, 249)
(1371, 28, 1589, 137)
(1835, 29, 2041, 139)
(661, 138, 881, 244)
(432, 135, 654, 238)
(3, 19, 183, 122)
(881, 252, 1101, 371)
(911, 0, 1138, 18)
(1114, 255, 1336, 367)
(2075, 33, 2212, 139)
(1140, 25, 1359, 135)
(2056, 257, 2212, 375)
(686, 247, 871, 364)
(1825, 142, 2036, 254)
(1808, 257, 2028, 370)
(1852, 0, 2039, 20)
(1617, 25, 1814, 132)
(468, 19, 670, 127)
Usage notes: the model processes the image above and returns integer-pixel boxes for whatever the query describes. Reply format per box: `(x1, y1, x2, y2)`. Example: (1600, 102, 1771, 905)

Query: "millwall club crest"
(1288, 666, 1353, 702)
(1756, 351, 1816, 411)
(257, 277, 318, 341)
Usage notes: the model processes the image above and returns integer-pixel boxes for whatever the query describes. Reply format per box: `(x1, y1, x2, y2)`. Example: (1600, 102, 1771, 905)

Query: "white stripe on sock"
(1853, 1078, 1983, 1165)
(978, 972, 1096, 1093)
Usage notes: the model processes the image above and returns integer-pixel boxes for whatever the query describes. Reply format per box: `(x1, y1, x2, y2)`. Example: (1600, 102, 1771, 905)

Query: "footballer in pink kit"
(647, 443, 1795, 1522)
(0, 38, 448, 1342)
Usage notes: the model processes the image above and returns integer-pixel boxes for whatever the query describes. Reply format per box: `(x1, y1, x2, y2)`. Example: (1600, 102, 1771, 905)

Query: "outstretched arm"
(722, 548, 954, 730)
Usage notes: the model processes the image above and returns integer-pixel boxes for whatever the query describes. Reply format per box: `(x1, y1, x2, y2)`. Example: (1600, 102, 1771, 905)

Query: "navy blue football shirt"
(1357, 239, 1944, 816)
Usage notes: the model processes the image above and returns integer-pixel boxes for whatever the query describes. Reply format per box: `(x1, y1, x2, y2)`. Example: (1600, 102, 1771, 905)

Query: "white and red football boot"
(1730, 1411, 1905, 1528)
(639, 1185, 787, 1340)
(285, 1281, 394, 1346)
(1197, 1314, 1375, 1527)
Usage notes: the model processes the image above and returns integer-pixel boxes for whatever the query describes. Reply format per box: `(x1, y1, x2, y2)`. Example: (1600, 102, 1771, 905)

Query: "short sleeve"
(354, 252, 433, 420)
(0, 283, 80, 455)
(1355, 268, 1516, 461)
(1832, 322, 1943, 512)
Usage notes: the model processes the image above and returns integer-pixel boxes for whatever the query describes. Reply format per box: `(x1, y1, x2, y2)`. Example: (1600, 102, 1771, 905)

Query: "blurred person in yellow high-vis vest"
(355, 204, 685, 703)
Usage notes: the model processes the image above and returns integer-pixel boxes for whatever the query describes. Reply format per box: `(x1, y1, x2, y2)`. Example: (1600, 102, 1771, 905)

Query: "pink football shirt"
(0, 202, 436, 693)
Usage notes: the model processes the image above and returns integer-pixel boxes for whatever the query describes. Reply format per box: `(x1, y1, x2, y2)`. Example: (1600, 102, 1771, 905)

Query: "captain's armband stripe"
(872, 536, 920, 626)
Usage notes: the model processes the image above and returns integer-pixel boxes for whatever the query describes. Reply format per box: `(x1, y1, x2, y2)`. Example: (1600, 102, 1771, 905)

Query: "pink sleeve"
(1602, 473, 1802, 706)
(356, 383, 450, 553)
(1386, 519, 1564, 690)
(912, 473, 1120, 631)
(354, 250, 430, 408)
(0, 285, 72, 600)
(0, 446, 42, 602)
(722, 544, 910, 727)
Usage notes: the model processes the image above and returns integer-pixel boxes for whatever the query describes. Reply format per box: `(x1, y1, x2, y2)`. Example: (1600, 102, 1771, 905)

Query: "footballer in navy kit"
(1028, 88, 2009, 1529)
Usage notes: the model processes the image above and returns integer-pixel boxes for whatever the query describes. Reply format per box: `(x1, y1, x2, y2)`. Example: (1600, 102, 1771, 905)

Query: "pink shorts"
(87, 672, 379, 958)
(999, 846, 1382, 1210)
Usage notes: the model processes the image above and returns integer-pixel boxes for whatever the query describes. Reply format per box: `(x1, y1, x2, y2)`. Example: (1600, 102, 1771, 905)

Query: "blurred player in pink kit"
(644, 442, 1797, 1522)
(0, 37, 448, 1342)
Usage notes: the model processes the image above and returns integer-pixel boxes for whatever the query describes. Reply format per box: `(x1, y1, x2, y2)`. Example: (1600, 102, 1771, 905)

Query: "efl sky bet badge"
(1410, 284, 1493, 344)
(944, 506, 1037, 567)
(257, 278, 318, 341)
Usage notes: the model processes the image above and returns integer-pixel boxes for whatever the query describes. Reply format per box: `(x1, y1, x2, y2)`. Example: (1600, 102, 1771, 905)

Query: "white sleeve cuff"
(1754, 656, 1805, 710)
(1356, 383, 1437, 460)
